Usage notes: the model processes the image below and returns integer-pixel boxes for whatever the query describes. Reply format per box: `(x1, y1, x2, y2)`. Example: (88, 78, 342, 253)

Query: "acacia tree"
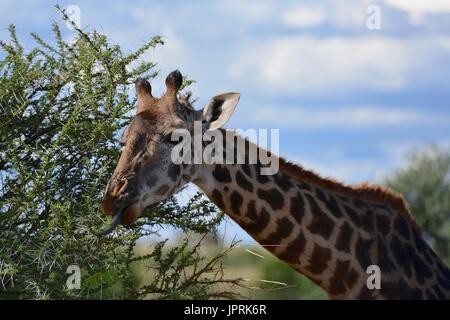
(0, 8, 241, 299)
(386, 146, 450, 266)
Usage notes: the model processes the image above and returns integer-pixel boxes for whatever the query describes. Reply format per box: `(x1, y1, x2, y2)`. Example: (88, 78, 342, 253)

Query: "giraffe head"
(100, 70, 240, 231)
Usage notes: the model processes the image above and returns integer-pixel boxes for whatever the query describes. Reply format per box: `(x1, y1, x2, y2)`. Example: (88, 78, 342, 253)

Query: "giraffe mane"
(277, 157, 421, 233)
(223, 129, 420, 233)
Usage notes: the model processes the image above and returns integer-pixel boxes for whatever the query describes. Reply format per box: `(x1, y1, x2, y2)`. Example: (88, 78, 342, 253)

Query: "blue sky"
(2, 0, 450, 243)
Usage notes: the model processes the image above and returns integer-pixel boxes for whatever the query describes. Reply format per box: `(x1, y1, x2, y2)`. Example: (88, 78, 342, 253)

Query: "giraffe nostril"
(102, 179, 129, 216)
(102, 192, 114, 216)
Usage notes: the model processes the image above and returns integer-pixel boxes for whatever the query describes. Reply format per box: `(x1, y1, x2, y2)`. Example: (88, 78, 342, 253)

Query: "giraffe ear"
(198, 92, 240, 130)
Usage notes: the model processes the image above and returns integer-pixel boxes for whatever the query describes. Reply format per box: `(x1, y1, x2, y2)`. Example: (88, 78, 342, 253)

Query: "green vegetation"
(386, 146, 450, 265)
(0, 8, 240, 299)
(1, 7, 448, 301)
(220, 244, 327, 299)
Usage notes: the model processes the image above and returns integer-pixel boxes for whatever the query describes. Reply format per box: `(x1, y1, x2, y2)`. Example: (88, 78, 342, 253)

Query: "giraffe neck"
(190, 131, 450, 299)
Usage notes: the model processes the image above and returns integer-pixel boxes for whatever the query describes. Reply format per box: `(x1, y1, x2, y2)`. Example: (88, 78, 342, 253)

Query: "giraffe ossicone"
(101, 70, 450, 299)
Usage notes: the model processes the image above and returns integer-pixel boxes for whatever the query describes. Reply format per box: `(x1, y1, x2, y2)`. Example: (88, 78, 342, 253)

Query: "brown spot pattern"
(335, 222, 353, 253)
(328, 259, 358, 296)
(167, 163, 180, 181)
(257, 188, 284, 210)
(273, 173, 293, 192)
(306, 194, 335, 240)
(155, 184, 169, 195)
(230, 191, 243, 215)
(278, 232, 307, 264)
(213, 165, 232, 183)
(211, 189, 225, 209)
(305, 244, 332, 275)
(290, 192, 305, 224)
(244, 207, 270, 234)
(235, 171, 253, 193)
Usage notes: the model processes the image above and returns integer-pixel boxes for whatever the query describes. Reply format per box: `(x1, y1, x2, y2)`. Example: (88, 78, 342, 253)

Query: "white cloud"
(379, 141, 424, 164)
(280, 1, 371, 29)
(282, 6, 326, 28)
(220, 0, 273, 21)
(436, 36, 450, 51)
(230, 35, 450, 94)
(385, 0, 450, 25)
(247, 105, 446, 130)
(230, 36, 410, 94)
(385, 0, 450, 14)
(288, 139, 448, 185)
(380, 139, 450, 164)
(331, 1, 369, 28)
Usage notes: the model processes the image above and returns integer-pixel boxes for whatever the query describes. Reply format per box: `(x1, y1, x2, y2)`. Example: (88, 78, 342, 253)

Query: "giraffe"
(101, 70, 450, 299)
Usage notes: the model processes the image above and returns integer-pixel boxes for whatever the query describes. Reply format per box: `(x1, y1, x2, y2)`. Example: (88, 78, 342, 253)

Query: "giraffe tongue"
(96, 210, 125, 236)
